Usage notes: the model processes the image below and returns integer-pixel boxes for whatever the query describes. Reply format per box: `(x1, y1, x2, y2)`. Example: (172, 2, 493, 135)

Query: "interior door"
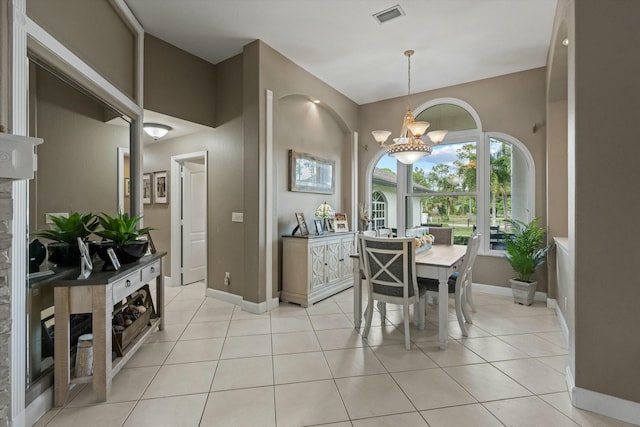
(181, 161, 206, 285)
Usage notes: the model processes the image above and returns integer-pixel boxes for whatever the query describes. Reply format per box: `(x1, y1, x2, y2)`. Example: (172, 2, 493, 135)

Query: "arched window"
(371, 191, 387, 229)
(368, 98, 534, 254)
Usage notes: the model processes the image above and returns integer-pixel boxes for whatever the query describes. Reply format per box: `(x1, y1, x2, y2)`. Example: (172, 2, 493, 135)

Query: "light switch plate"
(231, 212, 243, 222)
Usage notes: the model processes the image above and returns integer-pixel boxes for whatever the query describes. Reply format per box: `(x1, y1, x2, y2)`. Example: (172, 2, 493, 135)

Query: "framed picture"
(313, 219, 324, 235)
(333, 220, 349, 233)
(143, 173, 152, 204)
(124, 178, 130, 197)
(334, 212, 347, 222)
(288, 150, 335, 194)
(153, 171, 168, 203)
(294, 212, 309, 236)
(106, 247, 121, 270)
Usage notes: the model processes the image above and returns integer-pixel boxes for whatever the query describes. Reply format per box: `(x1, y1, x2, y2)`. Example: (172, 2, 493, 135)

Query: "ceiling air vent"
(373, 4, 405, 24)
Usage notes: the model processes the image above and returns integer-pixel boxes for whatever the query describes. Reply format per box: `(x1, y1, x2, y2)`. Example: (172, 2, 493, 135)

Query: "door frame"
(170, 151, 208, 286)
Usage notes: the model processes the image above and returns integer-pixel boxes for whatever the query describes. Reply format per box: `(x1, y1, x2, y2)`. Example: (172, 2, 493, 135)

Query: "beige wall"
(30, 65, 128, 233)
(144, 34, 216, 127)
(572, 0, 640, 404)
(27, 0, 136, 100)
(359, 68, 548, 290)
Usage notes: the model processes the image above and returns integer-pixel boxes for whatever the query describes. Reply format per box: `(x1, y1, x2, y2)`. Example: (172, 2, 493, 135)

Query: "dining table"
(351, 243, 467, 350)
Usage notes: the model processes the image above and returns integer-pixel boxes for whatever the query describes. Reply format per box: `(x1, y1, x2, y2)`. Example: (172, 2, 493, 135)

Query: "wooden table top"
(415, 244, 466, 268)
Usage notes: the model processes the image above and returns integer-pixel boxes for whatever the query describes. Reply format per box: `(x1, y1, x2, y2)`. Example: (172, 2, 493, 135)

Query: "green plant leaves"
(503, 217, 553, 282)
(33, 212, 99, 245)
(95, 212, 153, 245)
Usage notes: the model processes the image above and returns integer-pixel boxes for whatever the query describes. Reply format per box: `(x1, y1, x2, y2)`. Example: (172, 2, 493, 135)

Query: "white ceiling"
(125, 0, 558, 105)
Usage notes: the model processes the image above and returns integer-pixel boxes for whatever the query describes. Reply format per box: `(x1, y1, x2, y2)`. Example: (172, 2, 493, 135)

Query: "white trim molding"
(569, 376, 640, 425)
(207, 288, 279, 314)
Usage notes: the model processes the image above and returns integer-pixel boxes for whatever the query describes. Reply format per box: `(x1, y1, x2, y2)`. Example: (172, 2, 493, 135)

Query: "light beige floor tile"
(310, 313, 354, 330)
(362, 325, 406, 347)
(32, 408, 60, 427)
(474, 315, 561, 335)
(123, 394, 207, 427)
(201, 386, 276, 427)
(444, 363, 531, 402)
(416, 340, 485, 367)
(142, 361, 217, 398)
(44, 402, 135, 427)
(306, 299, 343, 315)
(163, 309, 196, 325)
(536, 331, 569, 349)
(316, 328, 366, 350)
(335, 374, 415, 419)
(324, 347, 386, 378)
(447, 320, 493, 339)
(126, 341, 174, 368)
(331, 287, 355, 302)
(191, 306, 234, 322)
(499, 333, 568, 357)
(462, 336, 529, 362)
(493, 358, 568, 394)
(200, 297, 236, 309)
(537, 354, 569, 374)
(220, 334, 272, 359)
(272, 331, 322, 354)
(211, 355, 273, 391)
(226, 318, 271, 336)
(271, 315, 313, 333)
(67, 366, 159, 407)
(180, 320, 229, 340)
(351, 412, 428, 426)
(399, 321, 441, 343)
(392, 368, 476, 410)
(371, 344, 437, 372)
(275, 380, 349, 427)
(318, 423, 353, 427)
(164, 337, 224, 364)
(484, 396, 579, 426)
(335, 298, 362, 314)
(165, 298, 203, 312)
(421, 403, 503, 427)
(146, 322, 187, 343)
(232, 306, 269, 320)
(269, 303, 309, 317)
(172, 286, 205, 300)
(273, 351, 332, 384)
(539, 392, 639, 427)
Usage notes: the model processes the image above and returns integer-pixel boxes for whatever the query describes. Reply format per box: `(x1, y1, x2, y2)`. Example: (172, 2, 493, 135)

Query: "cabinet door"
(325, 240, 341, 283)
(309, 244, 326, 289)
(340, 237, 355, 278)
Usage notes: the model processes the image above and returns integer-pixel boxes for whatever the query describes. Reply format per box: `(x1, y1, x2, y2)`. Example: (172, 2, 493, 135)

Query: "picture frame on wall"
(294, 212, 309, 236)
(153, 171, 168, 203)
(142, 173, 152, 204)
(288, 150, 335, 194)
(124, 178, 130, 197)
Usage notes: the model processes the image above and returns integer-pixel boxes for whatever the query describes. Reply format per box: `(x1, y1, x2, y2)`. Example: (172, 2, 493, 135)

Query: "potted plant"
(504, 217, 554, 305)
(94, 212, 153, 265)
(33, 212, 99, 267)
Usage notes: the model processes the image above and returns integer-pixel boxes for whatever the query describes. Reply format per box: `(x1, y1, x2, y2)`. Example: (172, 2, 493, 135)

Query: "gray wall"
(27, 0, 136, 100)
(359, 68, 548, 291)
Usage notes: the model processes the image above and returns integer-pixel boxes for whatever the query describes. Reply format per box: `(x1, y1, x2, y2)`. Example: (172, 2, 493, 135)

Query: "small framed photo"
(106, 247, 121, 270)
(333, 220, 349, 233)
(124, 178, 131, 196)
(154, 171, 168, 203)
(334, 212, 347, 222)
(313, 219, 324, 235)
(295, 212, 309, 236)
(143, 173, 152, 204)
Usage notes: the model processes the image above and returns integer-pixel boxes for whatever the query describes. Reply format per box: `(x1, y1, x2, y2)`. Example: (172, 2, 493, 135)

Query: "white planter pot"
(509, 278, 537, 305)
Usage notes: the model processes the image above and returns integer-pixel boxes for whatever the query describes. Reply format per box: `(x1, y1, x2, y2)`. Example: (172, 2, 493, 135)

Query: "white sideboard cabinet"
(282, 232, 356, 306)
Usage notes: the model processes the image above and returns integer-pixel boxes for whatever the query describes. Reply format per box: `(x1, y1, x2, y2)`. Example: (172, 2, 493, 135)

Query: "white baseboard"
(547, 298, 570, 346)
(206, 288, 279, 314)
(24, 386, 53, 427)
(472, 282, 547, 302)
(164, 275, 180, 287)
(568, 370, 640, 425)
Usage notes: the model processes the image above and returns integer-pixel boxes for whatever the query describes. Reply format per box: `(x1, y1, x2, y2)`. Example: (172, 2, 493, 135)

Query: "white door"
(181, 161, 206, 284)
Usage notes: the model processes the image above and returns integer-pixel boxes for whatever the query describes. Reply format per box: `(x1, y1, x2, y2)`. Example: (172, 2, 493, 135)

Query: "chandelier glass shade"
(371, 50, 448, 164)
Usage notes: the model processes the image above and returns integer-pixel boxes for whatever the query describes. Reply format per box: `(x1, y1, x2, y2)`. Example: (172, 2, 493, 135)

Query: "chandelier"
(371, 50, 448, 164)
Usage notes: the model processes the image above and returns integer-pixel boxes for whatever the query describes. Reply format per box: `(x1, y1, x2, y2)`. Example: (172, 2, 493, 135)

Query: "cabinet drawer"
(112, 271, 142, 304)
(141, 260, 161, 283)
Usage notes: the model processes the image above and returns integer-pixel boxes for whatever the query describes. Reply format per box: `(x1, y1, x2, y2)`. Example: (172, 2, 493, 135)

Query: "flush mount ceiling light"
(143, 123, 172, 140)
(371, 50, 448, 164)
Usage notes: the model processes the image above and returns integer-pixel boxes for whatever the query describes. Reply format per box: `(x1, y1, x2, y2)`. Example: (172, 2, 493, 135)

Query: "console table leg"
(92, 285, 111, 401)
(53, 288, 70, 407)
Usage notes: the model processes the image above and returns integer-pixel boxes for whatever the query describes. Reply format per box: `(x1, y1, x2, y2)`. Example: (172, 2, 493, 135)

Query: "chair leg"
(403, 302, 410, 350)
(363, 294, 374, 338)
(415, 298, 425, 330)
(377, 301, 386, 324)
(466, 273, 477, 313)
(454, 285, 468, 337)
(461, 282, 473, 325)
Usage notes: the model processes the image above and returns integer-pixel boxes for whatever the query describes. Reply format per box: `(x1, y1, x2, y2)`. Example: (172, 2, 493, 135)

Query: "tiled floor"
(35, 282, 635, 427)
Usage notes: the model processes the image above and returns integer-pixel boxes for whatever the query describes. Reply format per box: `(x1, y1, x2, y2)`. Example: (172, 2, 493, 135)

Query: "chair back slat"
(455, 233, 481, 287)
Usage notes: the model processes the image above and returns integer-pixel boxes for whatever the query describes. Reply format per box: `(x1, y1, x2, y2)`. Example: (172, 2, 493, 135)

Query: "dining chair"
(429, 226, 454, 245)
(417, 233, 481, 337)
(377, 228, 392, 238)
(359, 235, 426, 350)
(362, 230, 377, 237)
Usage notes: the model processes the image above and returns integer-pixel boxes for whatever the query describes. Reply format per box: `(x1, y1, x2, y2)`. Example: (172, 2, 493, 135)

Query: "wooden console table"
(53, 253, 165, 406)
